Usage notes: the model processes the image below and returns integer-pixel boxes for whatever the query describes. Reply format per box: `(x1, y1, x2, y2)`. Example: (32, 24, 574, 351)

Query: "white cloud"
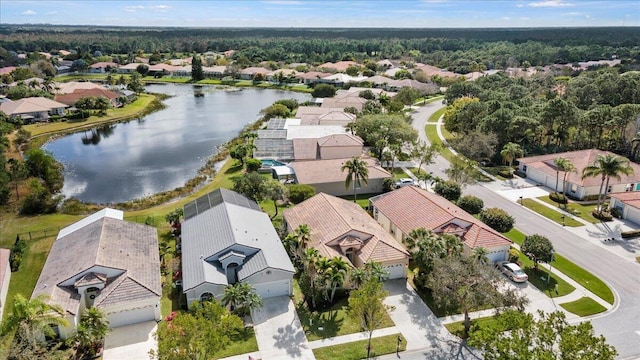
(124, 5, 144, 12)
(262, 0, 302, 4)
(21, 9, 36, 16)
(149, 5, 171, 12)
(501, 16, 511, 20)
(527, 0, 574, 7)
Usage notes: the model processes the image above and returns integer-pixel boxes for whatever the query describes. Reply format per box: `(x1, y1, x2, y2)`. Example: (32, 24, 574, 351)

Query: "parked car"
(395, 178, 415, 188)
(496, 261, 528, 283)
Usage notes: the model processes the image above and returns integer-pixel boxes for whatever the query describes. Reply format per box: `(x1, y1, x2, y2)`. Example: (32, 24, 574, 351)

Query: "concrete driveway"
(103, 321, 157, 360)
(251, 296, 315, 360)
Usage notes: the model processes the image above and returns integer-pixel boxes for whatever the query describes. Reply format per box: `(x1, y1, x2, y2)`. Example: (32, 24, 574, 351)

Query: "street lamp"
(519, 196, 523, 205)
(396, 335, 402, 356)
(561, 215, 565, 226)
(546, 251, 555, 288)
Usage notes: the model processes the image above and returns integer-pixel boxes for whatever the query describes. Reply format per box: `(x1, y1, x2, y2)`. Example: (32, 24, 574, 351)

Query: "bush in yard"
(610, 207, 622, 219)
(457, 195, 484, 215)
(497, 169, 513, 178)
(592, 210, 612, 221)
(434, 180, 462, 202)
(621, 229, 640, 238)
(383, 178, 395, 192)
(10, 235, 27, 271)
(479, 207, 515, 233)
(508, 248, 520, 263)
(288, 184, 316, 204)
(549, 192, 568, 204)
(521, 234, 554, 270)
(245, 158, 262, 172)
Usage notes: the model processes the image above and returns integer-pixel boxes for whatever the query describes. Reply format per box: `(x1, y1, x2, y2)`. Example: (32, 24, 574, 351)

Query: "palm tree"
(75, 307, 109, 358)
(472, 247, 490, 264)
(341, 157, 369, 202)
(405, 228, 433, 252)
(560, 159, 577, 198)
(500, 142, 524, 168)
(582, 153, 634, 214)
(1, 294, 68, 350)
(326, 257, 350, 303)
(294, 224, 311, 250)
(553, 157, 570, 195)
(222, 282, 263, 316)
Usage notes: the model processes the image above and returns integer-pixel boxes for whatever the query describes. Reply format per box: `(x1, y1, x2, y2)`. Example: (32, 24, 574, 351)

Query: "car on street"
(395, 178, 416, 188)
(497, 261, 528, 283)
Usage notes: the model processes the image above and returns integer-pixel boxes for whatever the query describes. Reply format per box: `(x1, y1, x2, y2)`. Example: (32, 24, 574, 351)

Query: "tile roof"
(610, 192, 640, 210)
(54, 81, 106, 95)
(318, 134, 363, 147)
(295, 71, 332, 80)
(517, 149, 640, 187)
(0, 97, 68, 116)
(318, 61, 358, 72)
(54, 88, 120, 106)
(90, 62, 119, 69)
(290, 157, 391, 185)
(293, 138, 318, 160)
(371, 186, 511, 250)
(283, 193, 408, 266)
(32, 211, 160, 315)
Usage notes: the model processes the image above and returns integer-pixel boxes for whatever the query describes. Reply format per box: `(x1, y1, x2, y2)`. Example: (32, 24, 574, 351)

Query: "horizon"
(1, 0, 638, 28)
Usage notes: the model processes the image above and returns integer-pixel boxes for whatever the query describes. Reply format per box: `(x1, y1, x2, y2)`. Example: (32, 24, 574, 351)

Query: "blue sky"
(0, 0, 638, 28)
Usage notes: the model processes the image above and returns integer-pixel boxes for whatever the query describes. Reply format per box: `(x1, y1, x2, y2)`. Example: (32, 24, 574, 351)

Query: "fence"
(16, 227, 60, 241)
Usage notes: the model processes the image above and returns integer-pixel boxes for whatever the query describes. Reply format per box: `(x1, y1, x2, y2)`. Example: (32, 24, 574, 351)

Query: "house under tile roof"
(0, 97, 68, 117)
(54, 88, 121, 106)
(370, 186, 512, 251)
(290, 156, 390, 185)
(283, 193, 408, 267)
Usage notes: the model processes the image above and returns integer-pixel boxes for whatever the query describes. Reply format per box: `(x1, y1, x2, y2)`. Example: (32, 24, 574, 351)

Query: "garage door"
(487, 249, 507, 263)
(253, 279, 291, 299)
(107, 306, 156, 328)
(384, 264, 406, 279)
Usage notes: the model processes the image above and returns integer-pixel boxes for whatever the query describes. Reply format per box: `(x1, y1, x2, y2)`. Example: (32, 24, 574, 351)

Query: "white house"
(0, 248, 11, 320)
(517, 149, 640, 200)
(181, 189, 295, 309)
(370, 186, 512, 263)
(31, 208, 161, 338)
(610, 192, 640, 225)
(283, 193, 410, 279)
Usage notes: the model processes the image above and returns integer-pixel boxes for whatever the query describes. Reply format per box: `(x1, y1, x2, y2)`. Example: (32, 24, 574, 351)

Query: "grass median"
(313, 334, 407, 360)
(520, 198, 583, 227)
(560, 297, 607, 316)
(536, 196, 600, 224)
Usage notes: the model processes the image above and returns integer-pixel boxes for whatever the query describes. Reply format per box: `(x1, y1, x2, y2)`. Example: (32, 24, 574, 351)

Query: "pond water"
(43, 84, 310, 204)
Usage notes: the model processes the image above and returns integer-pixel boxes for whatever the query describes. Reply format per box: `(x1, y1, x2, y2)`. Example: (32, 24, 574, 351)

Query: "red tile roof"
(54, 88, 120, 106)
(610, 192, 640, 210)
(371, 186, 512, 250)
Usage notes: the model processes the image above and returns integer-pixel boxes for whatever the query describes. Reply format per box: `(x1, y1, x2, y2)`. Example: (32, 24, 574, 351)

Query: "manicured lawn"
(340, 194, 379, 210)
(392, 167, 409, 180)
(427, 107, 446, 123)
(536, 196, 600, 224)
(552, 254, 614, 304)
(212, 327, 259, 359)
(293, 281, 394, 341)
(560, 297, 607, 316)
(313, 334, 406, 360)
(54, 74, 107, 81)
(520, 198, 583, 227)
(444, 316, 506, 339)
(502, 228, 614, 304)
(424, 123, 456, 163)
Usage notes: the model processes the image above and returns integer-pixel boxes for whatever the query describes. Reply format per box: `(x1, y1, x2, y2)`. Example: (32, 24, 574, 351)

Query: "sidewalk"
(307, 326, 399, 349)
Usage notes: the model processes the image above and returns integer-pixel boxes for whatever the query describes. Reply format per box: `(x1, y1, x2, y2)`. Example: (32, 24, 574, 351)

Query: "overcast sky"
(1, 0, 638, 28)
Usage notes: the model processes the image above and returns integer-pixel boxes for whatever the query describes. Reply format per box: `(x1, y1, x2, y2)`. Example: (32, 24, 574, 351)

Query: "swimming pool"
(261, 159, 286, 167)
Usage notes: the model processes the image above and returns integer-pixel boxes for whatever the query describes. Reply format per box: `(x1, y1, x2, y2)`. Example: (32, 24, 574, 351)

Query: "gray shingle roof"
(182, 189, 295, 291)
(32, 213, 161, 315)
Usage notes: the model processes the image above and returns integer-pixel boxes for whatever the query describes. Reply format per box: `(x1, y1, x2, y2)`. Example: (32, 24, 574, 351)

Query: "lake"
(43, 84, 310, 204)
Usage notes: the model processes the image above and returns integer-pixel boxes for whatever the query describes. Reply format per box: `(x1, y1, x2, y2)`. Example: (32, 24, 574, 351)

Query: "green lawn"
(427, 107, 446, 123)
(392, 167, 409, 180)
(212, 327, 259, 359)
(560, 297, 607, 316)
(444, 316, 506, 339)
(520, 198, 583, 227)
(293, 280, 394, 341)
(313, 334, 406, 360)
(502, 229, 614, 304)
(339, 194, 379, 210)
(536, 196, 600, 224)
(424, 123, 456, 163)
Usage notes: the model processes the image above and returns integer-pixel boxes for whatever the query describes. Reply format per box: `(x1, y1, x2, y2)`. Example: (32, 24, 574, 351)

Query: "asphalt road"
(410, 103, 640, 359)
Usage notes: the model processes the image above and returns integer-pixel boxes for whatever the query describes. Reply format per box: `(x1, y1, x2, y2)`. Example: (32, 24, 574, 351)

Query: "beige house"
(610, 192, 640, 225)
(0, 97, 68, 123)
(0, 248, 11, 320)
(370, 186, 512, 263)
(295, 106, 356, 126)
(517, 149, 640, 200)
(32, 208, 161, 338)
(293, 134, 363, 161)
(283, 193, 409, 279)
(290, 156, 391, 197)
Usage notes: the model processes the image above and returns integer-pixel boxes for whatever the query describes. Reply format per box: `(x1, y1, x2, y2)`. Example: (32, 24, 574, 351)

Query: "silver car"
(497, 261, 528, 283)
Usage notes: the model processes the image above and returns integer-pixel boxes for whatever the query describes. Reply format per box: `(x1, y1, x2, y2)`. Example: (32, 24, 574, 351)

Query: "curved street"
(410, 103, 640, 359)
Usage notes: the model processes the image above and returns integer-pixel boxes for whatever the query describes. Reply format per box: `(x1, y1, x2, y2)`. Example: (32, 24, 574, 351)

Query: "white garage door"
(107, 306, 156, 328)
(487, 249, 507, 263)
(384, 264, 406, 279)
(253, 279, 291, 299)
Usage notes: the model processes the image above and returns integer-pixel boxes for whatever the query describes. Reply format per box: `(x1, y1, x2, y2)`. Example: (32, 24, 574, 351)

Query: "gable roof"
(181, 189, 294, 291)
(54, 88, 120, 106)
(290, 157, 390, 185)
(0, 97, 68, 116)
(610, 191, 640, 210)
(32, 210, 161, 314)
(517, 149, 640, 187)
(283, 193, 408, 265)
(318, 133, 363, 147)
(371, 186, 511, 250)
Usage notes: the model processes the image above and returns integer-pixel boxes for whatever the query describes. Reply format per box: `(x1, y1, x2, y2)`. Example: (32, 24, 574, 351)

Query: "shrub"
(383, 178, 395, 192)
(621, 229, 640, 238)
(549, 192, 568, 204)
(457, 195, 484, 215)
(610, 207, 622, 219)
(497, 169, 513, 179)
(592, 210, 613, 221)
(479, 207, 515, 233)
(434, 180, 462, 202)
(312, 84, 337, 98)
(508, 248, 520, 263)
(245, 158, 262, 172)
(288, 184, 315, 204)
(10, 236, 27, 272)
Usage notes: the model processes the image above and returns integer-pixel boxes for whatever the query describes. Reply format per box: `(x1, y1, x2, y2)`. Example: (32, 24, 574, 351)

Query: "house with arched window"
(181, 189, 295, 309)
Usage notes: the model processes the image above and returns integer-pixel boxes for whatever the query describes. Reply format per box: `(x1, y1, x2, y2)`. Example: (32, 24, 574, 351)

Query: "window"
(200, 292, 214, 302)
(226, 263, 239, 284)
(571, 184, 577, 193)
(345, 247, 355, 264)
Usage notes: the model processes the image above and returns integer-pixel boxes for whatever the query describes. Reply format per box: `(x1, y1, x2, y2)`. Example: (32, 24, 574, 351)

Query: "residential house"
(414, 63, 461, 78)
(118, 63, 144, 74)
(267, 68, 298, 83)
(321, 95, 367, 112)
(516, 149, 640, 200)
(318, 61, 358, 73)
(0, 248, 10, 320)
(295, 71, 333, 85)
(376, 59, 394, 69)
(290, 156, 391, 196)
(0, 66, 16, 75)
(295, 106, 356, 126)
(283, 193, 410, 278)
(54, 81, 105, 95)
(240, 67, 271, 80)
(370, 186, 512, 263)
(54, 88, 122, 107)
(0, 97, 68, 123)
(31, 208, 161, 338)
(88, 62, 119, 73)
(317, 73, 367, 88)
(181, 189, 295, 308)
(292, 133, 363, 161)
(609, 192, 640, 225)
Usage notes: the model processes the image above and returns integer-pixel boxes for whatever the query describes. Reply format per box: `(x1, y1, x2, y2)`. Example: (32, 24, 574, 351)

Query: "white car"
(497, 261, 528, 283)
(395, 178, 415, 188)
